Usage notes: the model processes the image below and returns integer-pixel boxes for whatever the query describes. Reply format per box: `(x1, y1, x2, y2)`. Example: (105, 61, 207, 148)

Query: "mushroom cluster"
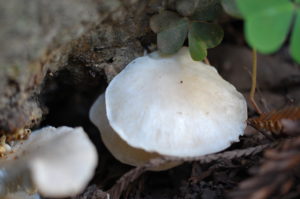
(90, 47, 247, 170)
(0, 126, 98, 198)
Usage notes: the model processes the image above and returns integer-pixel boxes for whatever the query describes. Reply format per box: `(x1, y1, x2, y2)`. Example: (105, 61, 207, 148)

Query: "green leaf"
(236, 0, 291, 18)
(190, 0, 222, 21)
(221, 0, 242, 18)
(157, 18, 189, 54)
(236, 0, 294, 53)
(290, 10, 300, 64)
(189, 22, 224, 48)
(150, 11, 182, 33)
(245, 4, 294, 53)
(188, 32, 207, 61)
(188, 22, 224, 60)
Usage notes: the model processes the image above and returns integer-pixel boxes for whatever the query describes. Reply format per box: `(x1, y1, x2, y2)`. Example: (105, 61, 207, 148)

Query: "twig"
(204, 57, 211, 65)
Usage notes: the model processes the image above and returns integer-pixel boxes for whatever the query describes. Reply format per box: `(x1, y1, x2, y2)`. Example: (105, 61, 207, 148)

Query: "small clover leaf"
(291, 10, 300, 63)
(150, 3, 224, 60)
(150, 11, 182, 33)
(188, 22, 224, 60)
(189, 22, 224, 49)
(157, 18, 189, 54)
(245, 5, 293, 53)
(150, 11, 189, 54)
(189, 31, 207, 61)
(237, 0, 287, 17)
(236, 0, 300, 64)
(237, 0, 294, 53)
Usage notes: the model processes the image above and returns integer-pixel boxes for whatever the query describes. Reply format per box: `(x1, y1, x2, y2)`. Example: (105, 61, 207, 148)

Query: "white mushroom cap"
(0, 126, 98, 198)
(89, 93, 181, 170)
(105, 47, 247, 157)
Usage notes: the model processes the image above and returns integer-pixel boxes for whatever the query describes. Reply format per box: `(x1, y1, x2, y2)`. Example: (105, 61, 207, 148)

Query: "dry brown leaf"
(248, 107, 300, 134)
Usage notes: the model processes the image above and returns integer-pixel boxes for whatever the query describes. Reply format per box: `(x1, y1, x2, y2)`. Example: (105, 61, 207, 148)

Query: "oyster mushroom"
(89, 93, 180, 170)
(0, 126, 98, 198)
(90, 47, 247, 170)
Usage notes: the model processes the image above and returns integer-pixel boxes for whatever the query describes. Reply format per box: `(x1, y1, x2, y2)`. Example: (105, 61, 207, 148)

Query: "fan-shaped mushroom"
(90, 47, 247, 170)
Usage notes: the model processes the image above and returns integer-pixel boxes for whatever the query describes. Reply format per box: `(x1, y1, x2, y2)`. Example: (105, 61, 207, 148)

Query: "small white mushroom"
(0, 126, 98, 198)
(90, 47, 247, 169)
(89, 93, 180, 170)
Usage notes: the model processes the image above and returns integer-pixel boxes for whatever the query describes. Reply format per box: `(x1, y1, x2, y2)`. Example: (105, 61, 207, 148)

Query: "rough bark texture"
(0, 0, 159, 135)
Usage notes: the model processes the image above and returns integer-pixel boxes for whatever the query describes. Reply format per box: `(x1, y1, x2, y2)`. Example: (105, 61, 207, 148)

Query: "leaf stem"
(204, 57, 211, 65)
(249, 49, 263, 115)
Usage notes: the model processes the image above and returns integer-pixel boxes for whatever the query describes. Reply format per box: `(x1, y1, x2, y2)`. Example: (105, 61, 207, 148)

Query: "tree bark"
(0, 0, 160, 135)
